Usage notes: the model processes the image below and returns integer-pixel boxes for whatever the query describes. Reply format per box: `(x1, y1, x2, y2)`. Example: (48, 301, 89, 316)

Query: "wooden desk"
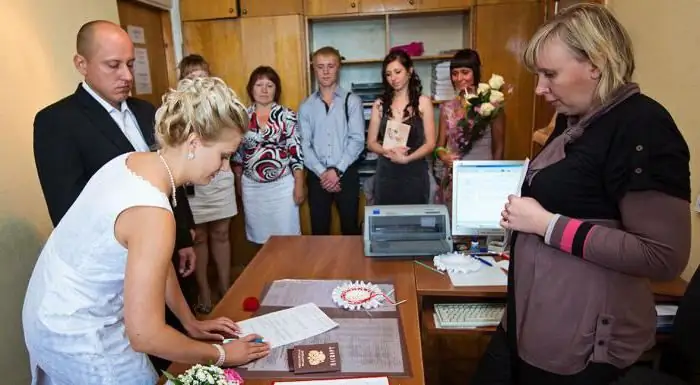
(164, 236, 424, 385)
(414, 262, 688, 335)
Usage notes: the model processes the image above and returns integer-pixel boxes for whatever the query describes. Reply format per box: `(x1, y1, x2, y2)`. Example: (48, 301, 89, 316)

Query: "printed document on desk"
(274, 377, 389, 385)
(447, 257, 507, 287)
(237, 303, 339, 349)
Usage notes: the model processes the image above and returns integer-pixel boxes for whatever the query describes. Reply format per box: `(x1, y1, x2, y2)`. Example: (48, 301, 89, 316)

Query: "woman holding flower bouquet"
(433, 49, 506, 209)
(23, 77, 270, 385)
(471, 4, 690, 385)
(367, 50, 436, 205)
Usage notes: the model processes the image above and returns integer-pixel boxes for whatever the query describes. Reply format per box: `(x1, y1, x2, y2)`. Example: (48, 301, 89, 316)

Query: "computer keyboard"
(434, 303, 505, 328)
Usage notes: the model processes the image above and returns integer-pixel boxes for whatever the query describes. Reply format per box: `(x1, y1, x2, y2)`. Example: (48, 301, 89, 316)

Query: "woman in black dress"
(366, 50, 436, 205)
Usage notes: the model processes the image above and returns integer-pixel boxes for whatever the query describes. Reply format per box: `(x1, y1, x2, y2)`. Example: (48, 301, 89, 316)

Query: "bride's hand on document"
(224, 333, 270, 366)
(500, 195, 554, 237)
(185, 317, 240, 341)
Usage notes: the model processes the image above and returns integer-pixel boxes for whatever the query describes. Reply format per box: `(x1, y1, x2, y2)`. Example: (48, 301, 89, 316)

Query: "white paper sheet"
(133, 47, 152, 95)
(274, 377, 390, 385)
(447, 257, 507, 287)
(126, 25, 146, 44)
(236, 303, 339, 349)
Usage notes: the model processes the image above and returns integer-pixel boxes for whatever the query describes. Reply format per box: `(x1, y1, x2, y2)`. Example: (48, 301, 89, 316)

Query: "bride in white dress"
(22, 77, 270, 385)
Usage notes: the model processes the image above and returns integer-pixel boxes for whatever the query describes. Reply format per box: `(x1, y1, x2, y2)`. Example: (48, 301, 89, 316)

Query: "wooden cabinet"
(419, 0, 473, 10)
(360, 0, 418, 13)
(473, 0, 544, 160)
(476, 0, 540, 5)
(183, 15, 308, 109)
(180, 0, 238, 21)
(239, 0, 303, 17)
(304, 0, 359, 16)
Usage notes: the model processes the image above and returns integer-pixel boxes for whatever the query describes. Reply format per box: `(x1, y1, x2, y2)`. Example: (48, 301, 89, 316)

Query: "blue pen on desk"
(223, 337, 264, 344)
(471, 255, 493, 267)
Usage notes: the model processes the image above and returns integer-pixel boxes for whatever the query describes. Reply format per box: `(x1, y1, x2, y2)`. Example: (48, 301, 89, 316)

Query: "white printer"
(363, 204, 453, 258)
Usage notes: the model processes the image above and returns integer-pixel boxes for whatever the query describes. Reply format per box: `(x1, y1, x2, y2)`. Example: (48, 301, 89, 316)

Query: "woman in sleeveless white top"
(23, 153, 173, 384)
(22, 77, 270, 385)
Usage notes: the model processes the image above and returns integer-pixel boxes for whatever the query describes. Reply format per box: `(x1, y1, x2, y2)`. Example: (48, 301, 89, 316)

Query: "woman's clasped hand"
(499, 194, 554, 237)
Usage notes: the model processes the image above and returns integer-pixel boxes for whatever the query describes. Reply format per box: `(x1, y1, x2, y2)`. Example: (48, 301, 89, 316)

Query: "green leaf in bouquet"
(162, 370, 182, 385)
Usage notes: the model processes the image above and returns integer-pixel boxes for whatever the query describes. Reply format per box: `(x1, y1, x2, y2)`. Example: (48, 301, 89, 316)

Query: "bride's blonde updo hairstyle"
(154, 76, 248, 148)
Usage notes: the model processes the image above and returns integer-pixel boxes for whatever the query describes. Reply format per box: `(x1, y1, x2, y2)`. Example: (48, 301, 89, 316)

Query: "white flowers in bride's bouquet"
(488, 74, 505, 90)
(164, 364, 244, 385)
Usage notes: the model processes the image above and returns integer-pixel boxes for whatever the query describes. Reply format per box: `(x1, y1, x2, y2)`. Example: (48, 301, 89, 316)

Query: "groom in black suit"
(33, 20, 196, 372)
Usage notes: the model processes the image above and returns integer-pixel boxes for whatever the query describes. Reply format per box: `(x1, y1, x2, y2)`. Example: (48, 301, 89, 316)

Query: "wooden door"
(473, 1, 544, 160)
(180, 0, 238, 21)
(304, 0, 360, 16)
(360, 0, 418, 13)
(239, 0, 303, 17)
(419, 0, 473, 11)
(117, 0, 177, 107)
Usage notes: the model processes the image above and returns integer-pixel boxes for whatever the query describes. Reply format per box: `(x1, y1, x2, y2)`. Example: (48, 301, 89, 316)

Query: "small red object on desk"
(243, 297, 260, 312)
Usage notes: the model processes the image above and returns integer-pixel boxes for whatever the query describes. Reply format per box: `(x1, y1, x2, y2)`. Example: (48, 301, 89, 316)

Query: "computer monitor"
(451, 160, 527, 237)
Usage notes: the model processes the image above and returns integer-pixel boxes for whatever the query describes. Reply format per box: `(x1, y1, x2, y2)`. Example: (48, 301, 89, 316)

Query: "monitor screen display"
(451, 160, 527, 237)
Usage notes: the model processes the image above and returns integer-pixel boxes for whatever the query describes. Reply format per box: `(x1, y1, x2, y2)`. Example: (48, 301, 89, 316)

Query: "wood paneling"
(182, 20, 247, 96)
(184, 16, 308, 108)
(476, 0, 540, 4)
(420, 0, 474, 10)
(473, 1, 544, 160)
(160, 11, 178, 88)
(304, 0, 360, 16)
(180, 0, 238, 21)
(238, 15, 308, 109)
(239, 0, 304, 17)
(117, 0, 172, 108)
(360, 0, 418, 13)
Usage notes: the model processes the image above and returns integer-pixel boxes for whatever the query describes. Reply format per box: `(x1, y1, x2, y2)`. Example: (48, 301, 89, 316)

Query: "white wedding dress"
(23, 153, 171, 385)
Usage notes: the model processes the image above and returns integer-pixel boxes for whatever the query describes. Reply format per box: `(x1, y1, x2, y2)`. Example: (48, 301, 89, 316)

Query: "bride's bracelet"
(212, 343, 226, 367)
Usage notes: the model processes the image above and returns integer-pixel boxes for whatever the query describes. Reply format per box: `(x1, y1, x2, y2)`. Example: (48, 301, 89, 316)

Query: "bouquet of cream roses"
(455, 73, 510, 155)
(164, 364, 243, 385)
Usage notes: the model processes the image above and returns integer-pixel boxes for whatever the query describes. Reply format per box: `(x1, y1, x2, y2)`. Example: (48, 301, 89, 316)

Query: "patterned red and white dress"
(233, 103, 303, 244)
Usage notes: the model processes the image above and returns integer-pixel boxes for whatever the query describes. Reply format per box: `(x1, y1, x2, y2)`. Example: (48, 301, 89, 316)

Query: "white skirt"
(188, 170, 237, 225)
(242, 173, 300, 244)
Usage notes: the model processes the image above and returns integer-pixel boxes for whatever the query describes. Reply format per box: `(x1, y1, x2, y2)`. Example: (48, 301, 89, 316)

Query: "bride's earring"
(187, 152, 195, 160)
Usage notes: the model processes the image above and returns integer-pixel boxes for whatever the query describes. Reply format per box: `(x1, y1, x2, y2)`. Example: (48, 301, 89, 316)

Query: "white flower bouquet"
(164, 364, 243, 385)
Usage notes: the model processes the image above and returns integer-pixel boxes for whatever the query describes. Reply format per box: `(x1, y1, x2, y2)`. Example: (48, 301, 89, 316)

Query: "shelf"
(422, 307, 497, 335)
(343, 54, 453, 65)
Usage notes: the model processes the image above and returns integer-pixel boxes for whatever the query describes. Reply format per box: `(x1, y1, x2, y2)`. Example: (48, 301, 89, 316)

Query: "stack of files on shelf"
(656, 304, 678, 333)
(351, 82, 383, 104)
(433, 303, 505, 329)
(432, 61, 454, 101)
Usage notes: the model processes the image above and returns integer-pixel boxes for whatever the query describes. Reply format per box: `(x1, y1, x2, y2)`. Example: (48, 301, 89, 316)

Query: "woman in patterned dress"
(233, 66, 304, 246)
(433, 49, 506, 211)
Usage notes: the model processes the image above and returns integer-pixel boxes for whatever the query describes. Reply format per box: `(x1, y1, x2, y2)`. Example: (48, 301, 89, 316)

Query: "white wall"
(608, 0, 700, 280)
(0, 0, 120, 382)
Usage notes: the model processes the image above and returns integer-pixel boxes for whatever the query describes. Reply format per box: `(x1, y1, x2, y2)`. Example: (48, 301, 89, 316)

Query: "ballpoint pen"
(471, 255, 493, 267)
(223, 337, 264, 344)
